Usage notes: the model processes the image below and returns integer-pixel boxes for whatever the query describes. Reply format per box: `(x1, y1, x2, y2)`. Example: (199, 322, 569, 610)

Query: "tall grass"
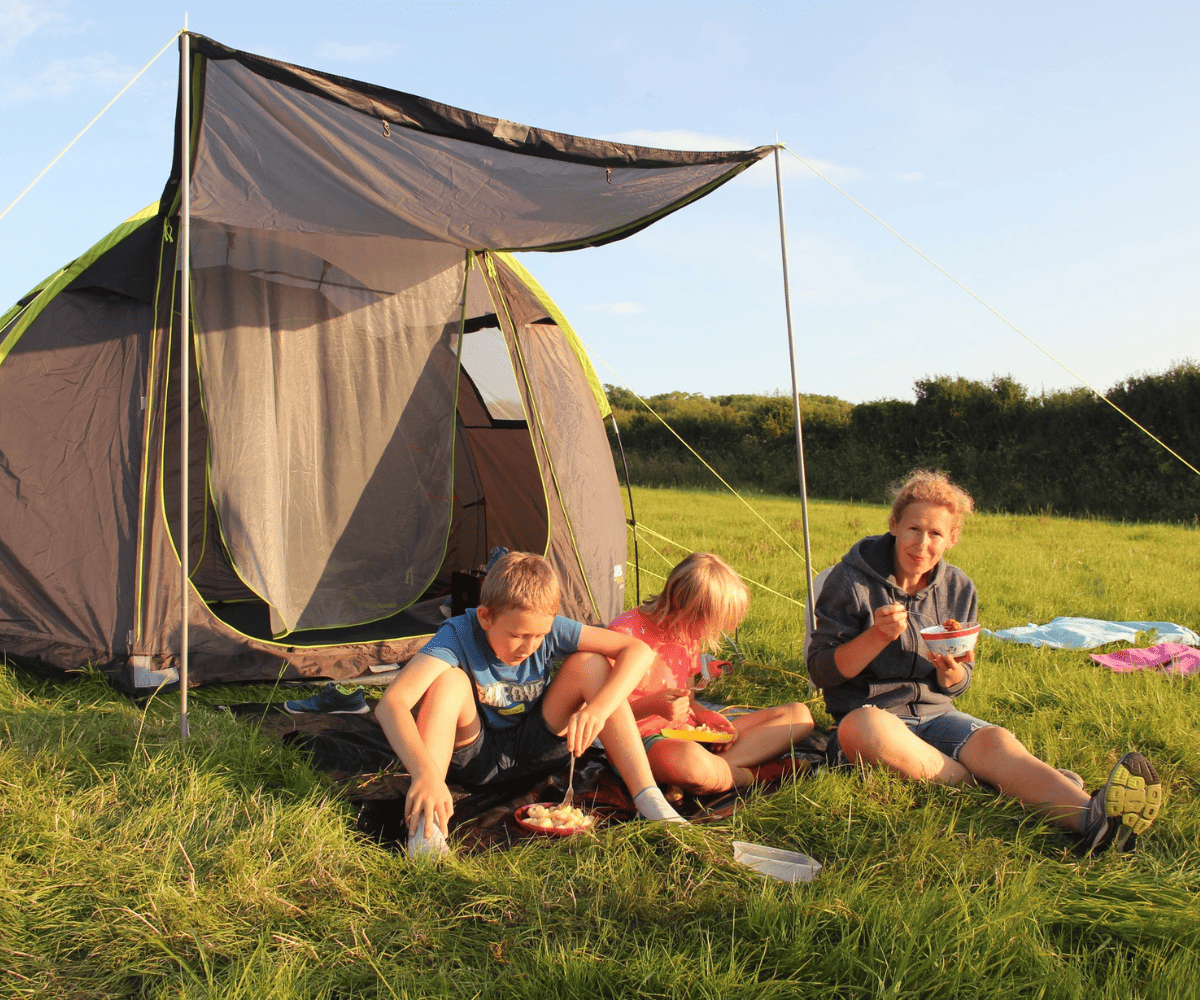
(1, 487, 1197, 998)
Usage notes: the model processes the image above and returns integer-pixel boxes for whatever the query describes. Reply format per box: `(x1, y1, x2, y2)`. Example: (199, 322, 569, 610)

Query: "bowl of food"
(513, 802, 595, 836)
(919, 618, 981, 659)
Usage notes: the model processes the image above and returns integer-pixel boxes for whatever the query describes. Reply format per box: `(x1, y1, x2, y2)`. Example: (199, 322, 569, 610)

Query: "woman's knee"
(837, 705, 899, 747)
(963, 724, 1020, 757)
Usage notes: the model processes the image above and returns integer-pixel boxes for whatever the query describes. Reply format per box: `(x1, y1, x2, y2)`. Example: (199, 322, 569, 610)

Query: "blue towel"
(988, 617, 1200, 650)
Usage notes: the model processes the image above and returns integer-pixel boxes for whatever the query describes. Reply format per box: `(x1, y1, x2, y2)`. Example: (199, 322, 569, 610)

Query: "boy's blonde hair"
(478, 551, 561, 617)
(888, 469, 975, 534)
(641, 552, 748, 650)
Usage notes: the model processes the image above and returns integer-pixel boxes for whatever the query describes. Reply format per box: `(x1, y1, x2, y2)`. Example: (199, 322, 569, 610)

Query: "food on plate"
(524, 803, 592, 830)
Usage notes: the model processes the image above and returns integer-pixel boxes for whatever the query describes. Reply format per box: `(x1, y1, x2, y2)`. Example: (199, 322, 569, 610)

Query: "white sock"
(633, 786, 688, 823)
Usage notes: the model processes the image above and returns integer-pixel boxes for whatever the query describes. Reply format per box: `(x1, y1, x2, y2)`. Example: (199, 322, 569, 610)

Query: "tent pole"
(179, 23, 191, 742)
(608, 412, 641, 605)
(773, 144, 817, 648)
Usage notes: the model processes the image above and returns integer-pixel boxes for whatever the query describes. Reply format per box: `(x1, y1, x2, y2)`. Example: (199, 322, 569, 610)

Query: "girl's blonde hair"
(887, 468, 975, 535)
(641, 552, 749, 650)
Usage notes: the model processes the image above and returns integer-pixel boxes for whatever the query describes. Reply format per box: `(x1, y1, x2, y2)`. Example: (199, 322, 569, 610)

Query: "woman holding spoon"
(806, 469, 1162, 854)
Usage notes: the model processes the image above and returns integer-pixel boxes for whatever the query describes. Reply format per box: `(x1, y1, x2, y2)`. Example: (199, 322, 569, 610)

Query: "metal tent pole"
(773, 145, 817, 643)
(179, 23, 191, 742)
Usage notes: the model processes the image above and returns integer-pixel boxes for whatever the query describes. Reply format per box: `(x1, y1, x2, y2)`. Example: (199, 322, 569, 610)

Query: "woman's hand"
(405, 771, 454, 838)
(931, 649, 973, 688)
(872, 603, 908, 642)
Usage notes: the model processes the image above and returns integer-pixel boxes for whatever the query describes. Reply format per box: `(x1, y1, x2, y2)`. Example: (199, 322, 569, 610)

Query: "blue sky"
(2, 1, 1196, 404)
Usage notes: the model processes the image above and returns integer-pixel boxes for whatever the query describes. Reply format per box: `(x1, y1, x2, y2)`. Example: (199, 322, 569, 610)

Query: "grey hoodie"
(807, 533, 978, 722)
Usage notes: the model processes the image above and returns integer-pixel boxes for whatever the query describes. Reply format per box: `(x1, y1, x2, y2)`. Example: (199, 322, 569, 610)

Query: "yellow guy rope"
(631, 521, 807, 610)
(1, 31, 182, 223)
(587, 347, 809, 562)
(783, 145, 1200, 480)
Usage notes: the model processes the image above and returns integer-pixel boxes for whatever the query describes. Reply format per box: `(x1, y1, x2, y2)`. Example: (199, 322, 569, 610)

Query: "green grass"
(2, 487, 1198, 998)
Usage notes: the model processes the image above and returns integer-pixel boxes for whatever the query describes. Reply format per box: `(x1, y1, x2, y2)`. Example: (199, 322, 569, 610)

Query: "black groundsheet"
(223, 702, 828, 853)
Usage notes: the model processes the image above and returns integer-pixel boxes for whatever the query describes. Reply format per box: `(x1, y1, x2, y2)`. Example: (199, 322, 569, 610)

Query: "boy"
(375, 551, 685, 856)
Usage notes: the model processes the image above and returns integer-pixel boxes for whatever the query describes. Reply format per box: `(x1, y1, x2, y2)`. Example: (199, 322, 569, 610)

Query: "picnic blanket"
(987, 617, 1200, 649)
(1089, 642, 1200, 676)
(221, 701, 826, 853)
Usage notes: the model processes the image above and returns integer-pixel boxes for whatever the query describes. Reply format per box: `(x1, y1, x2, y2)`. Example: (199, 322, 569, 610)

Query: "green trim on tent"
(134, 218, 175, 644)
(0, 203, 162, 369)
(493, 252, 611, 420)
(494, 267, 603, 622)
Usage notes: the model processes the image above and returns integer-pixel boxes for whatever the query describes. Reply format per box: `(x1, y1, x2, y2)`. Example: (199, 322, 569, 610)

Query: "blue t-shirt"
(420, 608, 583, 729)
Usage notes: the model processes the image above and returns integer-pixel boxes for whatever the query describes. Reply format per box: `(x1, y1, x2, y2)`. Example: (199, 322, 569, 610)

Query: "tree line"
(604, 363, 1200, 524)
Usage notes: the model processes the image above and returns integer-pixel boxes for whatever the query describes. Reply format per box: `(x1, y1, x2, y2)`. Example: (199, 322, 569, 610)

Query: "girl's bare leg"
(720, 702, 815, 769)
(648, 738, 744, 794)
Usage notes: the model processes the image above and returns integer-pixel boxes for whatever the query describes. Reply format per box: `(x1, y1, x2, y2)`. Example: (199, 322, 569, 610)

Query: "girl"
(610, 552, 814, 795)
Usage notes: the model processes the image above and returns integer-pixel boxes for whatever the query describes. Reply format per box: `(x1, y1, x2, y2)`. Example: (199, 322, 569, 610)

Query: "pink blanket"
(1089, 643, 1200, 676)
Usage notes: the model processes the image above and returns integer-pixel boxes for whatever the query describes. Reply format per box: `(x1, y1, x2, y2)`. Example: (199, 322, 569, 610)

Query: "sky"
(1, 0, 1197, 405)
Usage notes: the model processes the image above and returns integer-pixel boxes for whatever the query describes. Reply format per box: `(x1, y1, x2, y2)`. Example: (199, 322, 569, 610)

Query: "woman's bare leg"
(836, 705, 973, 784)
(956, 726, 1091, 830)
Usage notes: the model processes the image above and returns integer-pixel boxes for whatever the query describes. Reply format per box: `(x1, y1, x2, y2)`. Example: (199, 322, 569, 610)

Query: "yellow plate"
(660, 728, 734, 743)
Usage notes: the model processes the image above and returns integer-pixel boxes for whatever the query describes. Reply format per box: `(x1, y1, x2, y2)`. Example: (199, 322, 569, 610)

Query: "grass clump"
(2, 487, 1199, 998)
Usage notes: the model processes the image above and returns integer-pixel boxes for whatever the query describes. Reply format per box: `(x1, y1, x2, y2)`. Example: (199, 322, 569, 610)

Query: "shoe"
(406, 820, 451, 859)
(1077, 752, 1163, 855)
(284, 682, 370, 715)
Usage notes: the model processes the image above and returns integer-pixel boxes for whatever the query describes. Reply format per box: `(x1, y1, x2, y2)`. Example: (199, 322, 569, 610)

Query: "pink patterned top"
(609, 606, 700, 737)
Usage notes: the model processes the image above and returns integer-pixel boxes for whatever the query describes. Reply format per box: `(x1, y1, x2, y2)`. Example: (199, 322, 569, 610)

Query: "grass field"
(2, 487, 1198, 999)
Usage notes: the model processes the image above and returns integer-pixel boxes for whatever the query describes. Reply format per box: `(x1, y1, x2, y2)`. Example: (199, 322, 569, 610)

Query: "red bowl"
(513, 802, 595, 837)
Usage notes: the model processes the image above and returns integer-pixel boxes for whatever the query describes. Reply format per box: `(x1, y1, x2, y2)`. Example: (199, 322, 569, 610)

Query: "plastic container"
(732, 841, 822, 883)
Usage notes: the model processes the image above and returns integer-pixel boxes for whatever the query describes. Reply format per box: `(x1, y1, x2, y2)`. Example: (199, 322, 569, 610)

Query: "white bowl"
(919, 623, 980, 659)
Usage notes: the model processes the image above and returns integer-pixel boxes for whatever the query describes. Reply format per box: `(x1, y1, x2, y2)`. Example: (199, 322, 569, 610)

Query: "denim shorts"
(826, 708, 994, 769)
(446, 697, 569, 788)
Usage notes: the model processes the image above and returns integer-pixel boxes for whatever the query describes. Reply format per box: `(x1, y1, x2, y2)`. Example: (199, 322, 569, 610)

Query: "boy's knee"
(557, 651, 610, 690)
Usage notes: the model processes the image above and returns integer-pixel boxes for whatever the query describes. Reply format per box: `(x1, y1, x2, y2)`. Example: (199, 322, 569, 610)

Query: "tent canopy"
(0, 34, 774, 690)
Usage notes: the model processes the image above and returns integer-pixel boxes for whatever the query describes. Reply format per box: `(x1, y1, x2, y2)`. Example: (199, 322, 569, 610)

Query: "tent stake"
(773, 144, 817, 653)
(179, 23, 191, 742)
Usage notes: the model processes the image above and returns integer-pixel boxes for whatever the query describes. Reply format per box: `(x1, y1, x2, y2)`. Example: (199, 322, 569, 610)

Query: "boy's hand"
(566, 704, 607, 757)
(653, 688, 690, 725)
(406, 772, 454, 838)
(872, 603, 907, 642)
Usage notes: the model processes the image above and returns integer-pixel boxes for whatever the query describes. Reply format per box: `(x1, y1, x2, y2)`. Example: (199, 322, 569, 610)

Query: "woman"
(806, 469, 1162, 854)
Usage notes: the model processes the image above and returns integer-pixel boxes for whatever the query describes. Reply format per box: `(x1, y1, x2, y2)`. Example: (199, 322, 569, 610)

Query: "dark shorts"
(826, 708, 995, 769)
(447, 697, 569, 788)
